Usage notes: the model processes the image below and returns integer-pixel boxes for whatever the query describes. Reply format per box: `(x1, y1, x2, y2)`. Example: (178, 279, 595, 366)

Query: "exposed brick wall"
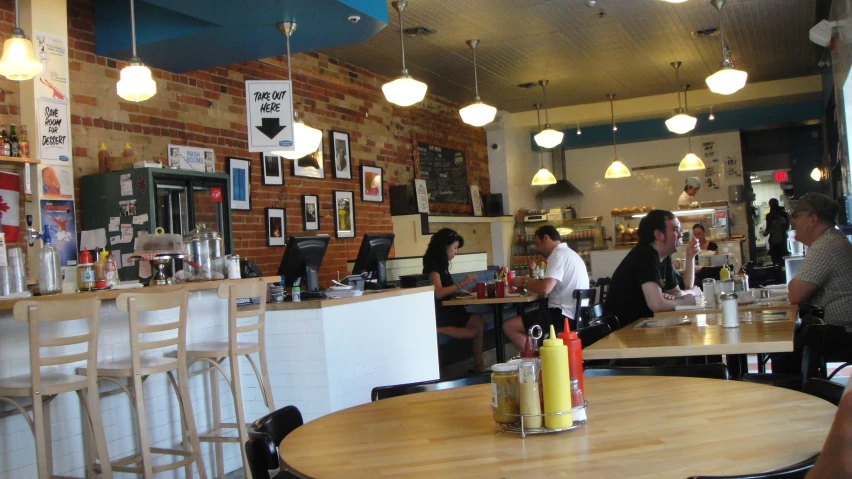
(1, 0, 489, 288)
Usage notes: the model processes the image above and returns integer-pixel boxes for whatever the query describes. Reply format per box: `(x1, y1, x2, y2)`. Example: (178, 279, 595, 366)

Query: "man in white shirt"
(504, 225, 589, 350)
(678, 177, 701, 208)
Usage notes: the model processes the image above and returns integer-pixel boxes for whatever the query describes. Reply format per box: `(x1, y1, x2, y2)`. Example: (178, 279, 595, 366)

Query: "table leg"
(493, 304, 506, 363)
(726, 354, 748, 379)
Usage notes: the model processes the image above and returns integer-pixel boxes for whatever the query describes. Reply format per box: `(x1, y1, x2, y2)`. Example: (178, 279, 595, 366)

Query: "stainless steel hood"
(537, 148, 582, 198)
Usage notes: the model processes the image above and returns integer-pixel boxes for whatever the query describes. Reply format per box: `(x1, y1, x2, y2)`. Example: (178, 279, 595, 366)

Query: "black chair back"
(371, 372, 491, 402)
(245, 406, 304, 479)
(576, 323, 611, 348)
(584, 363, 730, 380)
(797, 303, 825, 320)
(588, 303, 604, 321)
(572, 289, 597, 330)
(803, 378, 845, 406)
(594, 277, 611, 305)
(685, 453, 818, 479)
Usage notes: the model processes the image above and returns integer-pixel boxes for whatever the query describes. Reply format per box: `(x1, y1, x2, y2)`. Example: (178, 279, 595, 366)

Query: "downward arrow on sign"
(256, 117, 287, 140)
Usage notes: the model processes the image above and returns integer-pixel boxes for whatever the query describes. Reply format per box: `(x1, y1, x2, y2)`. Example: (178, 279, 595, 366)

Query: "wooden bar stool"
(0, 297, 113, 479)
(80, 288, 206, 479)
(186, 279, 274, 479)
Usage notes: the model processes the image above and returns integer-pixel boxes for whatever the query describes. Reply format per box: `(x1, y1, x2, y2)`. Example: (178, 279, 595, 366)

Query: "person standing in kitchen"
(678, 177, 702, 208)
(762, 198, 790, 266)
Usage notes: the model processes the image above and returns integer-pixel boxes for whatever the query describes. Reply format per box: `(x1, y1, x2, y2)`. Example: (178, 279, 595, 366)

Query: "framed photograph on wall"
(333, 190, 355, 238)
(360, 165, 383, 202)
(331, 131, 351, 179)
(302, 194, 319, 231)
(266, 208, 286, 246)
(414, 178, 429, 213)
(469, 184, 483, 217)
(292, 148, 325, 179)
(228, 157, 251, 210)
(262, 153, 284, 185)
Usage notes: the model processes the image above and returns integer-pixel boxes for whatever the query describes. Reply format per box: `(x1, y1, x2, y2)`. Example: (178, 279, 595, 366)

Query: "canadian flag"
(0, 171, 20, 242)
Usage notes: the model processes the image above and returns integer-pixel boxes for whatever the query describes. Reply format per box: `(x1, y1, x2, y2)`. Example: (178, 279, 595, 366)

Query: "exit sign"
(773, 171, 788, 182)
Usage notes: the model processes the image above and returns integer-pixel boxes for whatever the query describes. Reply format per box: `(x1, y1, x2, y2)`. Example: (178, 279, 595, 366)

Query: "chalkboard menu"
(415, 142, 469, 205)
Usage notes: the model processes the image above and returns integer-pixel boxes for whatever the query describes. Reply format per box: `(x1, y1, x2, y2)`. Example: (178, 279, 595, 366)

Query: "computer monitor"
(276, 235, 330, 292)
(351, 233, 395, 290)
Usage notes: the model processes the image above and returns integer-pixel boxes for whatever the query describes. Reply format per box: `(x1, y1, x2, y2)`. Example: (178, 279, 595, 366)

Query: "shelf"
(428, 215, 514, 224)
(0, 156, 39, 165)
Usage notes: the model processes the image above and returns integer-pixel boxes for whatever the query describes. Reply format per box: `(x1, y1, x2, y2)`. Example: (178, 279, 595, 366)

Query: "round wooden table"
(279, 376, 836, 479)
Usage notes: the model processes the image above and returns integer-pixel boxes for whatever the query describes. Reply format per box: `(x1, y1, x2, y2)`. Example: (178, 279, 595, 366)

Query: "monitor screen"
(276, 235, 330, 291)
(351, 233, 395, 289)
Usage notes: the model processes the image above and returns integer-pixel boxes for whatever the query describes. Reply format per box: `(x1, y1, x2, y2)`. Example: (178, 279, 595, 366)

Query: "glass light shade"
(272, 120, 323, 160)
(459, 101, 497, 127)
(810, 167, 824, 181)
(531, 167, 557, 186)
(605, 159, 631, 179)
(534, 128, 564, 149)
(382, 75, 427, 107)
(116, 63, 157, 102)
(0, 36, 43, 80)
(706, 67, 748, 95)
(665, 112, 697, 134)
(678, 152, 706, 171)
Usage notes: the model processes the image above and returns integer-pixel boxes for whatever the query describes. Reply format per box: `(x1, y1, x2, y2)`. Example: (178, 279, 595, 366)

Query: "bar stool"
(0, 297, 113, 479)
(80, 288, 206, 479)
(186, 279, 274, 479)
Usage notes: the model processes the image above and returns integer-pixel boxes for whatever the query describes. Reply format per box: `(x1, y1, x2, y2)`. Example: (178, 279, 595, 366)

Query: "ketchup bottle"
(557, 318, 585, 394)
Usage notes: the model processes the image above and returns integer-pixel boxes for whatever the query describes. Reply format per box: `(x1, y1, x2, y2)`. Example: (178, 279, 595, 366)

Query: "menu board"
(415, 142, 469, 205)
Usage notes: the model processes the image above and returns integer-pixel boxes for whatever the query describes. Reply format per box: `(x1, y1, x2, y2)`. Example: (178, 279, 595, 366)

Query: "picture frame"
(292, 147, 325, 179)
(228, 157, 251, 211)
(414, 178, 429, 214)
(360, 165, 383, 202)
(333, 190, 355, 238)
(331, 131, 351, 179)
(265, 208, 286, 246)
(470, 184, 483, 217)
(302, 194, 320, 231)
(262, 152, 284, 185)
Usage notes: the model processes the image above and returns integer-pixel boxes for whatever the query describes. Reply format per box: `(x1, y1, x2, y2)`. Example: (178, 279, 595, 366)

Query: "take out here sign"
(245, 80, 295, 153)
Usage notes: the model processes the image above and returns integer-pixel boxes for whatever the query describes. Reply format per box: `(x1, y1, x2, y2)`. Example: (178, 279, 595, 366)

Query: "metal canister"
(183, 223, 225, 281)
(720, 292, 739, 328)
(226, 254, 241, 280)
(733, 274, 749, 292)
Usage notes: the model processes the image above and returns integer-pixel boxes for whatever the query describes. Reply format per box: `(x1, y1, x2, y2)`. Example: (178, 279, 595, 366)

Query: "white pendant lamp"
(531, 103, 556, 186)
(678, 85, 705, 171)
(382, 1, 427, 107)
(665, 61, 696, 134)
(576, 122, 582, 135)
(533, 80, 564, 149)
(706, 0, 747, 95)
(0, 0, 42, 81)
(459, 39, 496, 127)
(271, 22, 322, 160)
(709, 106, 715, 120)
(605, 94, 630, 179)
(116, 0, 156, 102)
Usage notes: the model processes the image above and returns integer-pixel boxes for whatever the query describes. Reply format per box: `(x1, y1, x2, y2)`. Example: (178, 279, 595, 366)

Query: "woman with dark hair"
(423, 228, 485, 372)
(763, 198, 790, 266)
(692, 223, 718, 252)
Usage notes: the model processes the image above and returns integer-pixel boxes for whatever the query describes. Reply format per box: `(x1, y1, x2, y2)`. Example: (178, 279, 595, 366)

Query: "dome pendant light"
(271, 22, 322, 160)
(116, 0, 156, 102)
(576, 122, 582, 135)
(0, 0, 43, 80)
(531, 103, 557, 186)
(605, 94, 630, 179)
(382, 1, 427, 107)
(533, 80, 564, 149)
(678, 84, 705, 171)
(709, 106, 715, 120)
(459, 39, 496, 127)
(665, 61, 696, 134)
(706, 0, 747, 95)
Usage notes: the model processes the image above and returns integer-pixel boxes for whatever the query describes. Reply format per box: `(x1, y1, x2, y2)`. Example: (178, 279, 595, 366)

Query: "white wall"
(485, 112, 543, 214)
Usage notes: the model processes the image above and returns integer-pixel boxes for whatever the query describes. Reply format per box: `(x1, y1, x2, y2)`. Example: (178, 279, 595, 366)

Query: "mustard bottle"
(719, 264, 731, 280)
(540, 324, 572, 430)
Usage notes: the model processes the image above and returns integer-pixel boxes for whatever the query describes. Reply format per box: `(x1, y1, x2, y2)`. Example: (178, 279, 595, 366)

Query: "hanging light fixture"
(665, 62, 696, 134)
(533, 80, 564, 149)
(708, 106, 715, 120)
(458, 39, 496, 127)
(605, 94, 630, 179)
(678, 84, 705, 171)
(706, 0, 747, 95)
(0, 0, 42, 80)
(531, 104, 557, 186)
(271, 22, 322, 160)
(576, 122, 582, 135)
(382, 1, 428, 107)
(810, 167, 827, 181)
(115, 0, 156, 102)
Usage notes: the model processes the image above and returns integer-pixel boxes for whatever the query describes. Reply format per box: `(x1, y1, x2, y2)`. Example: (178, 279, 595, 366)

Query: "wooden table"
(279, 376, 835, 479)
(442, 293, 543, 362)
(653, 301, 796, 318)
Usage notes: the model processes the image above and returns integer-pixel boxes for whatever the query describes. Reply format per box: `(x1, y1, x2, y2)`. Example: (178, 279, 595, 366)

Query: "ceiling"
(319, 0, 825, 113)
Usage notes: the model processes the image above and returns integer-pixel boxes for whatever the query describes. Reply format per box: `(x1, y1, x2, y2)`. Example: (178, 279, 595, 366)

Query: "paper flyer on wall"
(40, 200, 77, 266)
(34, 32, 69, 101)
(39, 165, 74, 199)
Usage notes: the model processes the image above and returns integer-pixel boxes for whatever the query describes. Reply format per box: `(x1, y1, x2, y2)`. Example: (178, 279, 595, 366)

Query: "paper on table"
(80, 228, 107, 251)
(634, 317, 693, 328)
(675, 305, 707, 311)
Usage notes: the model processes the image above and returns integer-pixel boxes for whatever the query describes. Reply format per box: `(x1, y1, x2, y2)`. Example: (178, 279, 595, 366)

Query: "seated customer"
(422, 228, 485, 372)
(692, 223, 717, 253)
(503, 225, 589, 349)
(603, 210, 699, 326)
(807, 388, 852, 478)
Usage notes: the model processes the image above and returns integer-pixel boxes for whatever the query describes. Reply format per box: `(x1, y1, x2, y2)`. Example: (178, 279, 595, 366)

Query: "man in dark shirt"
(604, 210, 700, 327)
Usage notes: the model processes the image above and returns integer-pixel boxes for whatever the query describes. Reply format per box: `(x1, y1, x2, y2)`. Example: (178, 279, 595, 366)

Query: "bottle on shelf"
(1, 128, 9, 156)
(77, 249, 95, 292)
(9, 124, 18, 157)
(122, 143, 134, 159)
(98, 143, 110, 173)
(105, 251, 118, 288)
(94, 248, 108, 289)
(18, 125, 28, 158)
(38, 226, 62, 295)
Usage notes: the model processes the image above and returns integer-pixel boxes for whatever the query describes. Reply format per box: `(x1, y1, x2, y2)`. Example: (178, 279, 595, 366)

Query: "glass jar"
(570, 378, 586, 422)
(491, 362, 520, 424)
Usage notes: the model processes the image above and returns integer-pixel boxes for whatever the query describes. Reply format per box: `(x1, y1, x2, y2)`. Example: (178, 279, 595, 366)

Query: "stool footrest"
(94, 447, 195, 474)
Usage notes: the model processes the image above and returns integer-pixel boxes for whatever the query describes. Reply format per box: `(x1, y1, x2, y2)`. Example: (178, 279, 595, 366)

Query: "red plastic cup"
(475, 282, 486, 299)
(495, 281, 505, 298)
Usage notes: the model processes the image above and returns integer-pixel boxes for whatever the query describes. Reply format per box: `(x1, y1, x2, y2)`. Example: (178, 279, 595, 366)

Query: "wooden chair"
(685, 453, 818, 479)
(0, 298, 113, 479)
(802, 378, 845, 406)
(79, 288, 206, 478)
(371, 372, 491, 401)
(571, 289, 597, 330)
(186, 278, 274, 479)
(584, 363, 730, 380)
(245, 405, 304, 479)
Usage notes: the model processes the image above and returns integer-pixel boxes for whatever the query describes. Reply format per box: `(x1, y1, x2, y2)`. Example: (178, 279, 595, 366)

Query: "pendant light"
(0, 0, 42, 80)
(116, 0, 156, 102)
(604, 94, 630, 179)
(531, 104, 557, 186)
(708, 106, 715, 120)
(576, 122, 582, 135)
(533, 80, 564, 149)
(382, 0, 428, 107)
(458, 40, 496, 127)
(665, 61, 696, 134)
(271, 22, 322, 160)
(706, 0, 747, 95)
(678, 84, 705, 171)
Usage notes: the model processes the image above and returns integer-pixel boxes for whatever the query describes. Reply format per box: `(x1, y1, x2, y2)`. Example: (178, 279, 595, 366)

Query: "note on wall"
(36, 98, 70, 163)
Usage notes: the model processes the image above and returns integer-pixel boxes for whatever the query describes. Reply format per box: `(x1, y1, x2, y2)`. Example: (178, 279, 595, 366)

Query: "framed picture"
(262, 152, 284, 185)
(292, 147, 325, 179)
(331, 131, 351, 179)
(414, 178, 429, 213)
(228, 157, 251, 210)
(302, 194, 319, 231)
(360, 165, 383, 202)
(333, 190, 355, 238)
(265, 208, 286, 246)
(470, 184, 483, 217)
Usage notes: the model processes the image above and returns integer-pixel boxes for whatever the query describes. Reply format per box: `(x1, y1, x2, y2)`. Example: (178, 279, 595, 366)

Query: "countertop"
(265, 285, 434, 311)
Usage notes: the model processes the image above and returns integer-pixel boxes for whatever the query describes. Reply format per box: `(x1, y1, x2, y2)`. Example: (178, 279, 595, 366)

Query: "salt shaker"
(720, 292, 739, 328)
(570, 378, 586, 422)
(227, 254, 241, 280)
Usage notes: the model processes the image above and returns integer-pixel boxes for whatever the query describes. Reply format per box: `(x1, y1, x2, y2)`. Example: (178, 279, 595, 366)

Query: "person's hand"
(681, 294, 697, 306)
(686, 237, 700, 258)
(511, 276, 528, 288)
(461, 273, 477, 287)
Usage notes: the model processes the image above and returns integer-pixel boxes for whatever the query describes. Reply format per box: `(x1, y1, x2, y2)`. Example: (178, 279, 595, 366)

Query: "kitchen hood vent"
(537, 148, 582, 198)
